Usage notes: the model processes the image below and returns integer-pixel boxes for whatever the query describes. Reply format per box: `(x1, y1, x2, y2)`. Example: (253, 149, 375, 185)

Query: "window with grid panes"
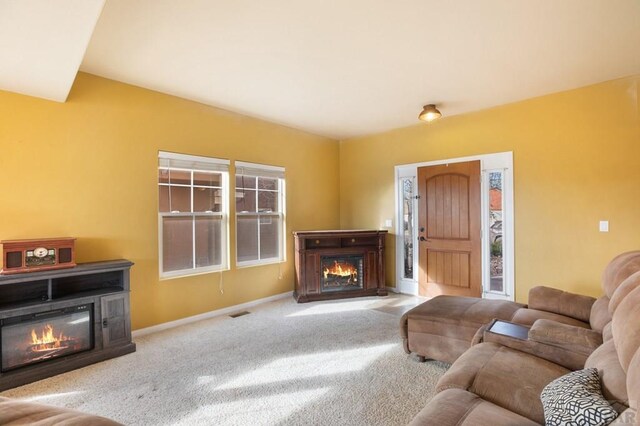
(158, 151, 229, 278)
(235, 161, 285, 266)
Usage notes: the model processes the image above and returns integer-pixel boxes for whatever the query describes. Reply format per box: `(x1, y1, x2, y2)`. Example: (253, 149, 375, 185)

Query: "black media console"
(0, 260, 135, 391)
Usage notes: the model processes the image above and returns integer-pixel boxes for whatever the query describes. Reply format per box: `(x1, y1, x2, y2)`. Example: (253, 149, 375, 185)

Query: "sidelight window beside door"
(401, 178, 415, 280)
(488, 171, 504, 293)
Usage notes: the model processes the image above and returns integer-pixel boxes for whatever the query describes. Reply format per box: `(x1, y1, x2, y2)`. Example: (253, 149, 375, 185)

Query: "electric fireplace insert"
(321, 255, 364, 293)
(1, 305, 93, 372)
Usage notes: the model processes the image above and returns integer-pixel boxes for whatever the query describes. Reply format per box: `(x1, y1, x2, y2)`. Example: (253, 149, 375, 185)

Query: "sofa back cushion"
(590, 296, 612, 333)
(602, 323, 614, 342)
(609, 271, 640, 316)
(627, 349, 640, 411)
(527, 286, 594, 323)
(585, 272, 640, 415)
(611, 285, 640, 374)
(610, 346, 640, 425)
(585, 340, 628, 410)
(602, 251, 640, 298)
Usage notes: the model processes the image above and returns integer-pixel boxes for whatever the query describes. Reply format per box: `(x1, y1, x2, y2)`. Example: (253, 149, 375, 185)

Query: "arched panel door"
(417, 160, 481, 297)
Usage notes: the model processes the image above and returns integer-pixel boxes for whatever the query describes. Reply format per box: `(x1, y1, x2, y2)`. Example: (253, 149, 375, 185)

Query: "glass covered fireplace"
(320, 255, 364, 293)
(1, 305, 93, 372)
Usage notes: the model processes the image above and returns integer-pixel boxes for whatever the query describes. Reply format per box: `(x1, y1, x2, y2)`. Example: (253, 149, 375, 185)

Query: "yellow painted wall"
(339, 76, 640, 302)
(2, 73, 638, 327)
(0, 72, 340, 329)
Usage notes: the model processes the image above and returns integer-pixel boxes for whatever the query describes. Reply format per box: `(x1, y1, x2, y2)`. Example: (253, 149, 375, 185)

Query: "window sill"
(236, 259, 286, 269)
(160, 266, 229, 281)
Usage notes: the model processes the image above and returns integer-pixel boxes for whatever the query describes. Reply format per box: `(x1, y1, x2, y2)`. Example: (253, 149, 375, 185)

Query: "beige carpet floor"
(1, 294, 448, 425)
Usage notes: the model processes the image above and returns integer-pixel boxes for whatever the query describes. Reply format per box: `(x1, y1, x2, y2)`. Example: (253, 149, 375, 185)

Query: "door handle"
(419, 236, 427, 242)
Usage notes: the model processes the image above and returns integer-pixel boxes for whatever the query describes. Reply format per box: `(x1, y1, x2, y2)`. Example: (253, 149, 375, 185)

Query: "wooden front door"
(418, 160, 481, 298)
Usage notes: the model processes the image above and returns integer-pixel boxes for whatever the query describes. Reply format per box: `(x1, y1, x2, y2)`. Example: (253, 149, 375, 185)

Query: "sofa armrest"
(481, 319, 601, 370)
(529, 319, 602, 355)
(527, 286, 596, 323)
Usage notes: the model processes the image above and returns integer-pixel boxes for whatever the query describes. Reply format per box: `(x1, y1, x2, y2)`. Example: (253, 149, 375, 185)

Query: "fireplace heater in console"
(1, 305, 93, 372)
(294, 230, 388, 302)
(0, 260, 135, 391)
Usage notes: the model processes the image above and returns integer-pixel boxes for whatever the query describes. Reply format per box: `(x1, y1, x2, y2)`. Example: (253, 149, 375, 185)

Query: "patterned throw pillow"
(540, 368, 618, 426)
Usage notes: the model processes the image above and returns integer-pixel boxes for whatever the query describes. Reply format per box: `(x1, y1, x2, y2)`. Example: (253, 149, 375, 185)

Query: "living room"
(1, 1, 640, 425)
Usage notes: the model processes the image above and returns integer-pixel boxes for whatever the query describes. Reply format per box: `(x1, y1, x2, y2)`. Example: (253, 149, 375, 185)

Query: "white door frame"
(394, 151, 515, 301)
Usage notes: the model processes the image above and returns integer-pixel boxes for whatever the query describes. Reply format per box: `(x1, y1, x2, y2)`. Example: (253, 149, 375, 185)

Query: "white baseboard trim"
(385, 286, 400, 293)
(132, 291, 293, 338)
(396, 280, 419, 296)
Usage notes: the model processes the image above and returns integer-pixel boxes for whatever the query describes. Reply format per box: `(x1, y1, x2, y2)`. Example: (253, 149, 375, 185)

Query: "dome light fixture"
(418, 104, 442, 122)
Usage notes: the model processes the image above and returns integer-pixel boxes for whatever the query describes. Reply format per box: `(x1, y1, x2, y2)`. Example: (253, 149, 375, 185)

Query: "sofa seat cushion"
(407, 296, 523, 326)
(408, 388, 539, 426)
(436, 342, 569, 424)
(0, 397, 121, 426)
(511, 308, 591, 328)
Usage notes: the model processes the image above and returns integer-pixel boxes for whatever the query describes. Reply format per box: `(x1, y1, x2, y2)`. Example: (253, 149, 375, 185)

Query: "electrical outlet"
(384, 219, 393, 228)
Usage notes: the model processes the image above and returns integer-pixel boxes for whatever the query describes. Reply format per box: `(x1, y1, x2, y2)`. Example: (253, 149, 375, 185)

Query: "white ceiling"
(0, 0, 105, 102)
(2, 1, 640, 139)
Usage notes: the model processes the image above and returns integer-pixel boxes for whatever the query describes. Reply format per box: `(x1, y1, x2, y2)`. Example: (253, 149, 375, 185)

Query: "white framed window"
(158, 151, 229, 279)
(235, 161, 285, 267)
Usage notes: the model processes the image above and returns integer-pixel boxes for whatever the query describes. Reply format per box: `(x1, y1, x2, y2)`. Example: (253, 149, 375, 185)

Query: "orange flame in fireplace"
(30, 324, 72, 352)
(323, 261, 358, 282)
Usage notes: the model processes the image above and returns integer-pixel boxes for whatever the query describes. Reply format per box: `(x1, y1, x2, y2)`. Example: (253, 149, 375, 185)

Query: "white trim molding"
(132, 291, 293, 338)
(158, 150, 230, 171)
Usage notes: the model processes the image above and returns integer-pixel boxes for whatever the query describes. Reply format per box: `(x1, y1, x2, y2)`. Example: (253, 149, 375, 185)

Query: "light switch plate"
(599, 221, 609, 232)
(384, 219, 393, 228)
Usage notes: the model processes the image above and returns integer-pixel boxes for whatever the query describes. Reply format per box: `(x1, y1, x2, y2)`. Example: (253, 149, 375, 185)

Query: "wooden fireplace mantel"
(293, 229, 388, 303)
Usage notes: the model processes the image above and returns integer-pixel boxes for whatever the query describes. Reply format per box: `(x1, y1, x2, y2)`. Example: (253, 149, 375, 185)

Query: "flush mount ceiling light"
(418, 104, 442, 122)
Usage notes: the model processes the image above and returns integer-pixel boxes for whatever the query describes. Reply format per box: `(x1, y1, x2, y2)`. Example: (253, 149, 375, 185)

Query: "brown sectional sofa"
(406, 252, 640, 425)
(0, 396, 121, 425)
(401, 251, 640, 364)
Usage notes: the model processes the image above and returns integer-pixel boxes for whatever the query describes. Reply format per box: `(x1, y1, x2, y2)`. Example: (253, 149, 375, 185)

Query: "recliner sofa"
(404, 251, 640, 425)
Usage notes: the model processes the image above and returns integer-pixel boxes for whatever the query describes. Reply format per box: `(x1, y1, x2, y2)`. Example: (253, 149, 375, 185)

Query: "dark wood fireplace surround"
(293, 230, 388, 302)
(0, 260, 135, 391)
